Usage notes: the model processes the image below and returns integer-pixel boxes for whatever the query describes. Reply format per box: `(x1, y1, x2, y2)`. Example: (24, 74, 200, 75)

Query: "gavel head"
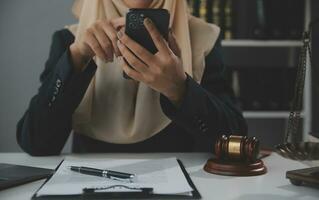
(215, 135, 260, 163)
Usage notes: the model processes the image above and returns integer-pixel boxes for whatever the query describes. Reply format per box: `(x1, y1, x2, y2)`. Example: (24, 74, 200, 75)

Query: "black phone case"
(123, 9, 170, 79)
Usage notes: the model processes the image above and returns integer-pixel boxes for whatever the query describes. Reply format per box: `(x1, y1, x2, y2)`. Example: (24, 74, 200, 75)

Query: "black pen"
(69, 166, 135, 181)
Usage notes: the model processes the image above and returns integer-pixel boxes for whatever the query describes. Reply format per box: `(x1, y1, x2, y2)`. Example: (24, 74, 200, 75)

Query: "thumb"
(168, 30, 181, 57)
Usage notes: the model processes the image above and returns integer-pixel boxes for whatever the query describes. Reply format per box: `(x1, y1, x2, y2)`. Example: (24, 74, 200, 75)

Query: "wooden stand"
(204, 158, 267, 176)
(286, 167, 319, 187)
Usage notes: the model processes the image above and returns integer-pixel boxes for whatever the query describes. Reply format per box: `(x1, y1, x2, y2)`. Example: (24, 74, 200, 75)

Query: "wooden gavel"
(215, 135, 260, 162)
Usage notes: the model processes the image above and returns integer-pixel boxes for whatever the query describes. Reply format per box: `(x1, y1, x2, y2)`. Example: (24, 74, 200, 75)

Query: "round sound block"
(204, 158, 267, 176)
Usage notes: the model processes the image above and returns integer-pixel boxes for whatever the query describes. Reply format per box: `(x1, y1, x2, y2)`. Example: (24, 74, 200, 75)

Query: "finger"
(110, 17, 126, 30)
(86, 30, 109, 62)
(117, 40, 149, 74)
(92, 25, 114, 61)
(101, 22, 121, 57)
(120, 56, 143, 81)
(144, 18, 170, 53)
(119, 26, 125, 33)
(117, 30, 154, 66)
(168, 30, 181, 57)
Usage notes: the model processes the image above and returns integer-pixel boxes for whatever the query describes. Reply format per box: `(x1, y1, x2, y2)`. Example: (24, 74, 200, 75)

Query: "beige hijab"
(69, 0, 220, 144)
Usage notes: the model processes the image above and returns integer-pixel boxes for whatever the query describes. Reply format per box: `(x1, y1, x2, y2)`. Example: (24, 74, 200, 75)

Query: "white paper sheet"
(36, 157, 193, 196)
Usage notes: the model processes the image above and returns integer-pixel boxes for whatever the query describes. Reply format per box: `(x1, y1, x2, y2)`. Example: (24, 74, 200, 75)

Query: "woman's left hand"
(117, 18, 187, 106)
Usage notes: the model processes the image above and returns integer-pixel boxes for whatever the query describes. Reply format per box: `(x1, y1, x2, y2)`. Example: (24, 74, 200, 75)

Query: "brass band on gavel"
(215, 135, 260, 162)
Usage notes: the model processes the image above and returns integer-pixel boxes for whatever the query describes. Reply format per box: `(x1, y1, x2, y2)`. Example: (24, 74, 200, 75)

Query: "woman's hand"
(117, 18, 187, 106)
(70, 17, 125, 72)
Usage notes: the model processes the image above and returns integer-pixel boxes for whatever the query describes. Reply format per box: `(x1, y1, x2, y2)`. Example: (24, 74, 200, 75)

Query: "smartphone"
(123, 8, 170, 79)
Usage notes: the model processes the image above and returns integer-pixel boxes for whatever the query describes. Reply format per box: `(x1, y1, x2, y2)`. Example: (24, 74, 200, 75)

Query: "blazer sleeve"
(160, 36, 248, 151)
(16, 30, 97, 156)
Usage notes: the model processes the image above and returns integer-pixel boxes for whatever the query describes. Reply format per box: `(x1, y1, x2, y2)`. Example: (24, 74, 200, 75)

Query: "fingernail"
(117, 31, 123, 39)
(144, 18, 152, 26)
(117, 40, 122, 47)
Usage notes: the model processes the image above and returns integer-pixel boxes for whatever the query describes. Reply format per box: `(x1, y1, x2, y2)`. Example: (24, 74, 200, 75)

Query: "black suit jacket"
(16, 29, 247, 156)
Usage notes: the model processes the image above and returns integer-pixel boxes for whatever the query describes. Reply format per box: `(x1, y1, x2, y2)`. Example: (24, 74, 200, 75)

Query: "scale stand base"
(286, 167, 319, 188)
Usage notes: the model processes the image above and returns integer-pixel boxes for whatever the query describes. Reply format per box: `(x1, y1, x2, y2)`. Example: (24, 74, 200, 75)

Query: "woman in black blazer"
(17, 0, 247, 156)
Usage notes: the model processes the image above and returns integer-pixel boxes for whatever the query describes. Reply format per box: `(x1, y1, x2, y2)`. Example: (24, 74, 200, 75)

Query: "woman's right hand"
(70, 17, 125, 72)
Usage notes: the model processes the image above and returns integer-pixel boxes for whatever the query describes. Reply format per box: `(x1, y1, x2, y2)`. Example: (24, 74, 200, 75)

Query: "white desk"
(0, 153, 318, 200)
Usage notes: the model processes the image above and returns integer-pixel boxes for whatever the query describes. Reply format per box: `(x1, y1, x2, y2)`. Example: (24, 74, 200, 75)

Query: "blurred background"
(0, 0, 318, 152)
(0, 0, 75, 152)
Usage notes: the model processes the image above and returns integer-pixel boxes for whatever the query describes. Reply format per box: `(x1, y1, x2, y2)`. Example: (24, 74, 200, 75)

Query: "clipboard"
(31, 159, 201, 200)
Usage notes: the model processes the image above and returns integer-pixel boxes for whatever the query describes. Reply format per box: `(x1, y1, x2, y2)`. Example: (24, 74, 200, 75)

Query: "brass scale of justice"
(204, 20, 319, 187)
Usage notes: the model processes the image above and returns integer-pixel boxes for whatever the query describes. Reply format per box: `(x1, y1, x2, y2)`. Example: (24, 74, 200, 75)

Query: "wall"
(0, 0, 75, 152)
